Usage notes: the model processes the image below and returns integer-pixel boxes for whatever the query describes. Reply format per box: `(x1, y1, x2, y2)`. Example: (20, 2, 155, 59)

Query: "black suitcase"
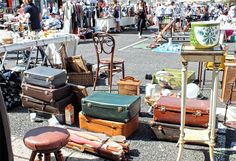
(150, 121, 180, 142)
(150, 121, 206, 142)
(21, 94, 72, 114)
(23, 66, 67, 88)
(21, 83, 71, 103)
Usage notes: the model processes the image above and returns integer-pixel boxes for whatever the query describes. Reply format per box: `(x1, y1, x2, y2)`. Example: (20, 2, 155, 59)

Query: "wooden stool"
(23, 126, 70, 161)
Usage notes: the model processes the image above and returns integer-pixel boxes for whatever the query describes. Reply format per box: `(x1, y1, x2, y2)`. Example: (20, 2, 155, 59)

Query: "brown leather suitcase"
(153, 96, 210, 127)
(21, 94, 72, 114)
(79, 112, 139, 138)
(21, 84, 71, 103)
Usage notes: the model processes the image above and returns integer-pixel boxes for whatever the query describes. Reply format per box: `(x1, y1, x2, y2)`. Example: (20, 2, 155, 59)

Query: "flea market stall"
(96, 16, 136, 32)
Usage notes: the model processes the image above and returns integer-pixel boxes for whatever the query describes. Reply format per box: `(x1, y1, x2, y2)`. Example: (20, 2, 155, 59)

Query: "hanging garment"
(63, 2, 74, 33)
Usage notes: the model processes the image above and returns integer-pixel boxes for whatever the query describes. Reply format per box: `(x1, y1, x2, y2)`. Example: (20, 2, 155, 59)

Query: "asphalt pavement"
(6, 26, 236, 161)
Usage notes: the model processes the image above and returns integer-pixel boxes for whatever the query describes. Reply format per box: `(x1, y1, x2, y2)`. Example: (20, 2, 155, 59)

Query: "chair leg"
(29, 151, 37, 161)
(93, 65, 100, 91)
(54, 150, 64, 161)
(109, 65, 113, 93)
(38, 153, 43, 161)
(122, 63, 125, 79)
(203, 69, 206, 86)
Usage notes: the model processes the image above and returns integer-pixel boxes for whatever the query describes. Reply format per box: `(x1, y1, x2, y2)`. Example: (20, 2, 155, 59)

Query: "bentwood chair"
(92, 32, 125, 92)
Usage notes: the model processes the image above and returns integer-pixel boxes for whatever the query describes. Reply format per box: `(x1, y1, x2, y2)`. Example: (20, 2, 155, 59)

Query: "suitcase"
(153, 96, 210, 127)
(150, 121, 180, 142)
(79, 112, 139, 137)
(68, 83, 88, 112)
(21, 84, 71, 103)
(23, 66, 67, 88)
(21, 94, 72, 114)
(81, 92, 141, 122)
(150, 121, 212, 143)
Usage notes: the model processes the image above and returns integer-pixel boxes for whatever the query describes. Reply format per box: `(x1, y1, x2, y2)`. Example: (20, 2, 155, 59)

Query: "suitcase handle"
(120, 76, 139, 83)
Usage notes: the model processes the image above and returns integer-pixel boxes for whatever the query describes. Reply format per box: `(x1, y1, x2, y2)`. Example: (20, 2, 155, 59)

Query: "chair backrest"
(92, 32, 115, 63)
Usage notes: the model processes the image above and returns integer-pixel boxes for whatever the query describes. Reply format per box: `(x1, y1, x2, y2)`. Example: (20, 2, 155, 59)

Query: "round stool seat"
(24, 126, 70, 152)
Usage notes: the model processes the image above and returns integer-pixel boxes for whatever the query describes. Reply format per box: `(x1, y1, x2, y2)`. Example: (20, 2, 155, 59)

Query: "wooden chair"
(92, 32, 125, 92)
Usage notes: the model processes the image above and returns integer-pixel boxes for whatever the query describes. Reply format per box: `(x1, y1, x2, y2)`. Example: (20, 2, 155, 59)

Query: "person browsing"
(23, 0, 42, 32)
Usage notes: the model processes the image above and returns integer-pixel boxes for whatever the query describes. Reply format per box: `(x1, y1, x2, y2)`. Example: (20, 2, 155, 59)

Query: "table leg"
(219, 30, 225, 45)
(177, 61, 188, 161)
(199, 62, 203, 88)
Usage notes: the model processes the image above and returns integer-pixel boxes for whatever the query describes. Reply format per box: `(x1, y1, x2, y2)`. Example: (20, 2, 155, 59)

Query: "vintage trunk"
(21, 84, 71, 103)
(79, 112, 139, 137)
(81, 92, 141, 122)
(117, 76, 140, 95)
(150, 121, 211, 143)
(153, 96, 210, 127)
(23, 66, 67, 88)
(150, 121, 180, 142)
(21, 94, 72, 114)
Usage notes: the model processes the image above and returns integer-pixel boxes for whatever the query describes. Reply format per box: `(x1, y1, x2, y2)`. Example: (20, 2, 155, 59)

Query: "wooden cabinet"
(221, 63, 236, 103)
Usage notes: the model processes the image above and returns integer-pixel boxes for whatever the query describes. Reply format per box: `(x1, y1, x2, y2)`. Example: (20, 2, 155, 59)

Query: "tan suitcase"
(79, 112, 139, 138)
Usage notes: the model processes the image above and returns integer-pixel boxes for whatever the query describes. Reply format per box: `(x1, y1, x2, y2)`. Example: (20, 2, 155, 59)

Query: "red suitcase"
(21, 84, 71, 103)
(153, 96, 210, 127)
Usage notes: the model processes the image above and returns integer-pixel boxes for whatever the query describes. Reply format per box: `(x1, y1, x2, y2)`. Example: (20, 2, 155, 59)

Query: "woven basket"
(68, 72, 94, 86)
(2, 37, 13, 44)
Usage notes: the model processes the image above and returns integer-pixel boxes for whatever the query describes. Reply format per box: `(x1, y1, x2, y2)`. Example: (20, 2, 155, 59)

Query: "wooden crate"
(117, 76, 140, 95)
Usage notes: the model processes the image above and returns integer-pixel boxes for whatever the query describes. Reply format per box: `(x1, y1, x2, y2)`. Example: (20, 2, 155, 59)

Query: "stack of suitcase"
(150, 96, 210, 142)
(21, 66, 72, 122)
(79, 92, 141, 138)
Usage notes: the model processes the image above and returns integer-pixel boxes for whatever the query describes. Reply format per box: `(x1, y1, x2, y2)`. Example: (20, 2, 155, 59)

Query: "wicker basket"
(68, 72, 94, 86)
(2, 37, 13, 44)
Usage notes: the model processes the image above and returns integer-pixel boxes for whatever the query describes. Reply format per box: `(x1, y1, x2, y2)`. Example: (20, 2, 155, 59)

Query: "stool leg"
(44, 153, 51, 161)
(29, 151, 37, 161)
(54, 150, 64, 161)
(38, 153, 43, 161)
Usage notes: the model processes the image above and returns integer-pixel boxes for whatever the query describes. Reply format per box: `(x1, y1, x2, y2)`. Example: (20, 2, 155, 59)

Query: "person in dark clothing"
(136, 0, 147, 39)
(200, 7, 209, 21)
(23, 0, 41, 31)
(21, 0, 45, 64)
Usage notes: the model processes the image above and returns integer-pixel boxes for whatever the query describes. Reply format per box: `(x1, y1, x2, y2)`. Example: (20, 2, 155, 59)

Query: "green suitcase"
(81, 92, 141, 122)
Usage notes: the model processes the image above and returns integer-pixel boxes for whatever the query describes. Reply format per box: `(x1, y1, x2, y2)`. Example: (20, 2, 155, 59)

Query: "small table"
(177, 45, 224, 161)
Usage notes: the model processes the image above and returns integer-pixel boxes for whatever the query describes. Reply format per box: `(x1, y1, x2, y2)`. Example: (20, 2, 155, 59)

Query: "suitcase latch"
(87, 103, 92, 108)
(160, 106, 166, 113)
(193, 110, 202, 117)
(117, 107, 124, 113)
